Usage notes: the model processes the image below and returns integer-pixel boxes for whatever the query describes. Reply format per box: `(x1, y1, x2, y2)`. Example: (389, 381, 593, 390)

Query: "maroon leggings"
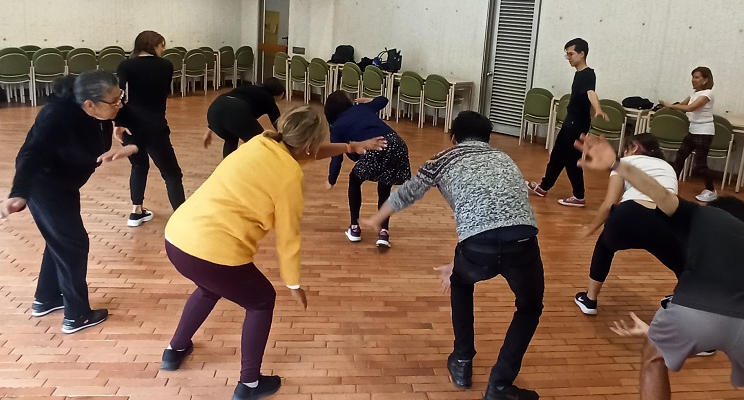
(165, 241, 276, 382)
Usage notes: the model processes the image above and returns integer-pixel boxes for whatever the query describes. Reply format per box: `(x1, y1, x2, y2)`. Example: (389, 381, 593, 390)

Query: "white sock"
(167, 345, 187, 351)
(242, 380, 259, 388)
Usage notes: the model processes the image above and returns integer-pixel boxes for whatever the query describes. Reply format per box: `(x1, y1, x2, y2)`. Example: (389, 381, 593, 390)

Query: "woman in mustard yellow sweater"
(160, 105, 385, 400)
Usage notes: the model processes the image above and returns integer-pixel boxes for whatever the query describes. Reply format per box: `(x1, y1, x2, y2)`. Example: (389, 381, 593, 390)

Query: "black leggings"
(673, 133, 715, 191)
(207, 96, 263, 158)
(589, 201, 686, 282)
(128, 125, 185, 210)
(348, 171, 391, 230)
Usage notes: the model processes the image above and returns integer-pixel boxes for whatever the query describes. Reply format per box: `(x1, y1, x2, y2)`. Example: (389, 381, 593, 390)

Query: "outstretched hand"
(574, 134, 617, 171)
(593, 108, 609, 121)
(98, 144, 138, 163)
(360, 217, 381, 234)
(433, 263, 454, 294)
(349, 137, 387, 155)
(610, 312, 650, 337)
(203, 131, 213, 149)
(113, 126, 132, 144)
(291, 288, 308, 310)
(0, 197, 27, 219)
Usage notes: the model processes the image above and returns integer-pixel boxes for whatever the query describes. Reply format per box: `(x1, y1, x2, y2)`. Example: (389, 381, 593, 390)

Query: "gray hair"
(73, 70, 119, 104)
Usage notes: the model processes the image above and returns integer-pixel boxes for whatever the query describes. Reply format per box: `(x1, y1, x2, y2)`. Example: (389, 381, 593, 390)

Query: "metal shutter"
(488, 0, 541, 136)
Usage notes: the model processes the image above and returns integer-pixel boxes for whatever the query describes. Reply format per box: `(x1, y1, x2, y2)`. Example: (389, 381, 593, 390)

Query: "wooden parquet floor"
(0, 92, 742, 400)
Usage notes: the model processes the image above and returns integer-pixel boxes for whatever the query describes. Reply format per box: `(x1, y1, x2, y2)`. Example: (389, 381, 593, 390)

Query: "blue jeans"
(450, 233, 544, 387)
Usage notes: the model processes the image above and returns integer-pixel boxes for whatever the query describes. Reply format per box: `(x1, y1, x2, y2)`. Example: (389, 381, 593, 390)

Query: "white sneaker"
(695, 189, 718, 202)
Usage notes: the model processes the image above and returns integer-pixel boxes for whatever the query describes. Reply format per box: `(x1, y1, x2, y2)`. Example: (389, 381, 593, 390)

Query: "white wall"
(241, 0, 261, 50)
(288, 0, 490, 108)
(533, 0, 744, 118)
(3, 0, 245, 50)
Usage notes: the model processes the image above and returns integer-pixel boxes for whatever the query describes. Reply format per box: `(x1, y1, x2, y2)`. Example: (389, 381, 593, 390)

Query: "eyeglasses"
(101, 91, 125, 107)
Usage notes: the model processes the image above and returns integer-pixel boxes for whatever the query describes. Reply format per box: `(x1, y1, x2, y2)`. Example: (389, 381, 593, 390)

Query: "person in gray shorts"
(575, 134, 744, 400)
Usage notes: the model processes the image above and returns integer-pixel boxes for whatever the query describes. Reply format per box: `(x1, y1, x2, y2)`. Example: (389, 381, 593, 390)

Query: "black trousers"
(348, 170, 391, 230)
(450, 232, 544, 387)
(128, 125, 185, 210)
(207, 96, 263, 158)
(27, 182, 91, 319)
(590, 201, 686, 282)
(540, 116, 590, 199)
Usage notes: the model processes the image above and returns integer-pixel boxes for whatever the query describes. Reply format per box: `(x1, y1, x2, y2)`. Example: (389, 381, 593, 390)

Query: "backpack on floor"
(330, 45, 354, 64)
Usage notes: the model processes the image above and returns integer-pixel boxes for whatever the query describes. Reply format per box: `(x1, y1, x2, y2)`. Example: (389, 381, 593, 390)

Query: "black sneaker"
(232, 375, 281, 400)
(484, 384, 539, 400)
(161, 341, 194, 371)
(376, 229, 391, 248)
(31, 298, 64, 317)
(447, 353, 472, 389)
(61, 309, 108, 334)
(127, 209, 154, 227)
(574, 292, 598, 315)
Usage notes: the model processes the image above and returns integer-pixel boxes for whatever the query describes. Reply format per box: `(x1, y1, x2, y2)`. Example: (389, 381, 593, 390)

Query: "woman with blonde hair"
(160, 106, 385, 400)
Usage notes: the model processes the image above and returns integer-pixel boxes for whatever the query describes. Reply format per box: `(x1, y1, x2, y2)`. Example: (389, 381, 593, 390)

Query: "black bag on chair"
(377, 48, 402, 72)
(622, 96, 654, 110)
(330, 45, 354, 64)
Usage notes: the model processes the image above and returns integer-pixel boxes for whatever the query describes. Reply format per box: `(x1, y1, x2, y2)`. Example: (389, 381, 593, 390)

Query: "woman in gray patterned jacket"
(363, 111, 543, 400)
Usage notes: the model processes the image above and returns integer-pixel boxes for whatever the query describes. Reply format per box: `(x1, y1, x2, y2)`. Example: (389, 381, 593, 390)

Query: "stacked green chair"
(21, 45, 40, 60)
(183, 49, 207, 95)
(56, 45, 74, 58)
(66, 48, 97, 76)
(273, 52, 289, 100)
(683, 115, 735, 188)
(290, 55, 309, 103)
(423, 75, 449, 130)
(588, 99, 627, 156)
(235, 46, 255, 85)
(308, 58, 330, 103)
(340, 62, 362, 98)
(547, 93, 571, 152)
(199, 47, 217, 90)
(32, 48, 65, 97)
(99, 52, 126, 74)
(0, 48, 34, 105)
(648, 113, 689, 173)
(520, 88, 554, 145)
(219, 46, 236, 88)
(163, 49, 185, 96)
(396, 71, 424, 127)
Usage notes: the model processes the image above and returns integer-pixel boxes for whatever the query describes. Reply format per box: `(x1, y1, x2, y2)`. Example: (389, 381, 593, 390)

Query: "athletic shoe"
(526, 181, 547, 197)
(161, 341, 194, 371)
(447, 353, 472, 389)
(574, 292, 598, 315)
(695, 189, 718, 202)
(232, 375, 281, 400)
(696, 350, 717, 357)
(127, 209, 154, 227)
(376, 229, 391, 248)
(483, 383, 539, 400)
(31, 298, 64, 317)
(558, 196, 585, 207)
(61, 309, 108, 334)
(345, 225, 362, 242)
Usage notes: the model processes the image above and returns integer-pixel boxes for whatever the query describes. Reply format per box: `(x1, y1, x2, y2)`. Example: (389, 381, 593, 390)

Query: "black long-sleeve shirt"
(222, 84, 281, 123)
(10, 96, 118, 199)
(117, 56, 173, 116)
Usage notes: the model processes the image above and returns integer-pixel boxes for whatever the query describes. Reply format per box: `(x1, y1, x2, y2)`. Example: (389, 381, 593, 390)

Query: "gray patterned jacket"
(388, 140, 537, 241)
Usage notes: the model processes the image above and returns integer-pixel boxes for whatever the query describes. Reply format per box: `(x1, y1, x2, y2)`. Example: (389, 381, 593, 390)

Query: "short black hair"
(451, 111, 492, 143)
(565, 38, 589, 57)
(261, 77, 286, 97)
(324, 90, 353, 125)
(708, 196, 744, 223)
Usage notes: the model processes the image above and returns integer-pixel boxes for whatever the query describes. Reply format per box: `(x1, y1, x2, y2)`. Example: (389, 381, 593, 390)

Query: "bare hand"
(575, 134, 616, 171)
(593, 108, 609, 121)
(659, 100, 669, 108)
(360, 217, 381, 234)
(113, 126, 132, 144)
(203, 131, 213, 149)
(349, 137, 387, 154)
(355, 97, 374, 104)
(433, 263, 454, 294)
(610, 312, 650, 337)
(97, 144, 138, 163)
(1, 197, 27, 218)
(291, 288, 308, 310)
(325, 182, 334, 190)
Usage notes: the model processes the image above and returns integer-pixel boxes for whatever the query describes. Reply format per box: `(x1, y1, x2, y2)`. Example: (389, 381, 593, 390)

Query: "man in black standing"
(527, 38, 607, 208)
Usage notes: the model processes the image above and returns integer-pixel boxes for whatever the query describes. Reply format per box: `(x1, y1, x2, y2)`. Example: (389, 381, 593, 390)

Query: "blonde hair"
(264, 106, 327, 156)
